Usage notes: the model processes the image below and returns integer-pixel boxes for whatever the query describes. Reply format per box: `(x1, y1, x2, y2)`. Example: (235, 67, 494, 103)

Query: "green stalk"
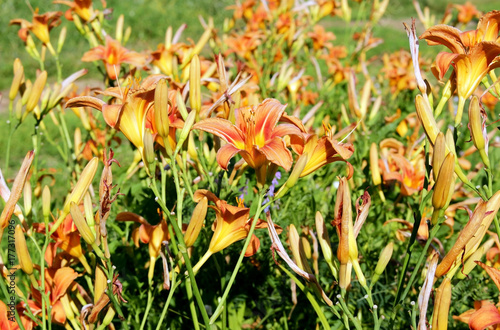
(340, 288, 363, 330)
(139, 285, 155, 330)
(186, 278, 201, 330)
(277, 263, 331, 329)
(156, 277, 180, 329)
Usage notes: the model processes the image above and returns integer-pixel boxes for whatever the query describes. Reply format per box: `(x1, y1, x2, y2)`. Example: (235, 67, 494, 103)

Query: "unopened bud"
(26, 71, 47, 113)
(432, 153, 455, 212)
(83, 192, 96, 237)
(184, 197, 207, 247)
(371, 242, 393, 287)
(57, 26, 66, 54)
(62, 157, 98, 217)
(431, 278, 452, 330)
(94, 265, 107, 305)
(176, 92, 188, 120)
(42, 185, 51, 218)
(289, 224, 313, 274)
(21, 80, 32, 106)
(15, 225, 33, 275)
(315, 211, 333, 263)
(469, 96, 490, 168)
(415, 94, 440, 145)
(154, 79, 170, 140)
(370, 143, 381, 185)
(123, 27, 132, 45)
(116, 15, 124, 43)
(9, 59, 24, 101)
(432, 132, 447, 181)
(143, 129, 156, 175)
(70, 202, 95, 245)
(189, 55, 201, 116)
(176, 111, 196, 153)
(23, 181, 32, 217)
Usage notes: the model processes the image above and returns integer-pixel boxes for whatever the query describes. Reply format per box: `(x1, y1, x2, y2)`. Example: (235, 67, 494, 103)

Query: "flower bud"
(116, 15, 124, 43)
(176, 111, 196, 153)
(370, 143, 381, 185)
(456, 239, 495, 280)
(26, 71, 47, 113)
(154, 79, 170, 140)
(70, 202, 95, 245)
(57, 26, 66, 54)
(143, 129, 156, 176)
(315, 211, 333, 263)
(15, 225, 33, 275)
(21, 80, 32, 106)
(469, 96, 490, 168)
(432, 153, 455, 212)
(432, 132, 447, 181)
(15, 99, 23, 121)
(371, 242, 393, 287)
(184, 197, 207, 247)
(9, 59, 24, 101)
(189, 55, 201, 116)
(176, 90, 188, 120)
(288, 224, 313, 274)
(42, 185, 51, 218)
(431, 278, 452, 330)
(94, 265, 107, 305)
(62, 157, 98, 217)
(415, 94, 440, 145)
(23, 181, 32, 217)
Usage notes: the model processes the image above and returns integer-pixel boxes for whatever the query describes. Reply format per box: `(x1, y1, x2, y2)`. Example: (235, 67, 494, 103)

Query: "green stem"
(186, 278, 201, 330)
(139, 285, 154, 330)
(277, 263, 331, 329)
(209, 193, 265, 324)
(150, 178, 211, 328)
(156, 278, 180, 330)
(340, 288, 363, 330)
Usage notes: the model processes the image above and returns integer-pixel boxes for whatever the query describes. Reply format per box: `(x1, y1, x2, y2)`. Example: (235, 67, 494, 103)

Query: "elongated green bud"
(62, 157, 98, 216)
(176, 111, 196, 153)
(275, 153, 308, 199)
(154, 79, 170, 139)
(15, 225, 33, 275)
(184, 197, 208, 247)
(26, 71, 47, 113)
(42, 185, 51, 218)
(432, 153, 455, 212)
(9, 59, 24, 101)
(415, 94, 440, 145)
(432, 132, 447, 181)
(371, 242, 393, 288)
(189, 55, 201, 115)
(431, 278, 452, 330)
(70, 202, 95, 245)
(370, 143, 381, 185)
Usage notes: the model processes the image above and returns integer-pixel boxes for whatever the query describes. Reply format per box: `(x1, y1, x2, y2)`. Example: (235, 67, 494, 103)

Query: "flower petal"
(469, 301, 500, 330)
(259, 137, 293, 171)
(193, 118, 245, 149)
(254, 98, 287, 142)
(216, 144, 241, 170)
(419, 24, 466, 54)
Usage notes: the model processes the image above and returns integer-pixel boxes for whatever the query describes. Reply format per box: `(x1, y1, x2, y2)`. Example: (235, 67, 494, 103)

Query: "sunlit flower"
(10, 10, 62, 45)
(454, 2, 481, 25)
(193, 98, 303, 173)
(81, 36, 147, 80)
(308, 25, 336, 51)
(420, 11, 500, 123)
(66, 75, 183, 158)
(54, 0, 95, 22)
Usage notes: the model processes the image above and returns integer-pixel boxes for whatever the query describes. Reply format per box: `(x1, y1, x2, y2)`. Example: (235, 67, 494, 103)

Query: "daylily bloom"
(10, 11, 62, 45)
(81, 36, 147, 80)
(290, 123, 354, 178)
(193, 98, 303, 183)
(66, 75, 184, 160)
(0, 300, 33, 330)
(420, 11, 500, 123)
(192, 189, 278, 272)
(454, 2, 481, 25)
(53, 0, 95, 22)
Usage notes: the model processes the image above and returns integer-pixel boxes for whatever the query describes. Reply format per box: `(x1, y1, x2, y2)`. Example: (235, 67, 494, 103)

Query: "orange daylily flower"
(420, 11, 500, 117)
(194, 189, 273, 257)
(66, 75, 184, 158)
(0, 300, 33, 330)
(454, 2, 481, 25)
(81, 36, 148, 80)
(10, 11, 62, 45)
(193, 98, 303, 172)
(290, 125, 354, 178)
(54, 0, 95, 22)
